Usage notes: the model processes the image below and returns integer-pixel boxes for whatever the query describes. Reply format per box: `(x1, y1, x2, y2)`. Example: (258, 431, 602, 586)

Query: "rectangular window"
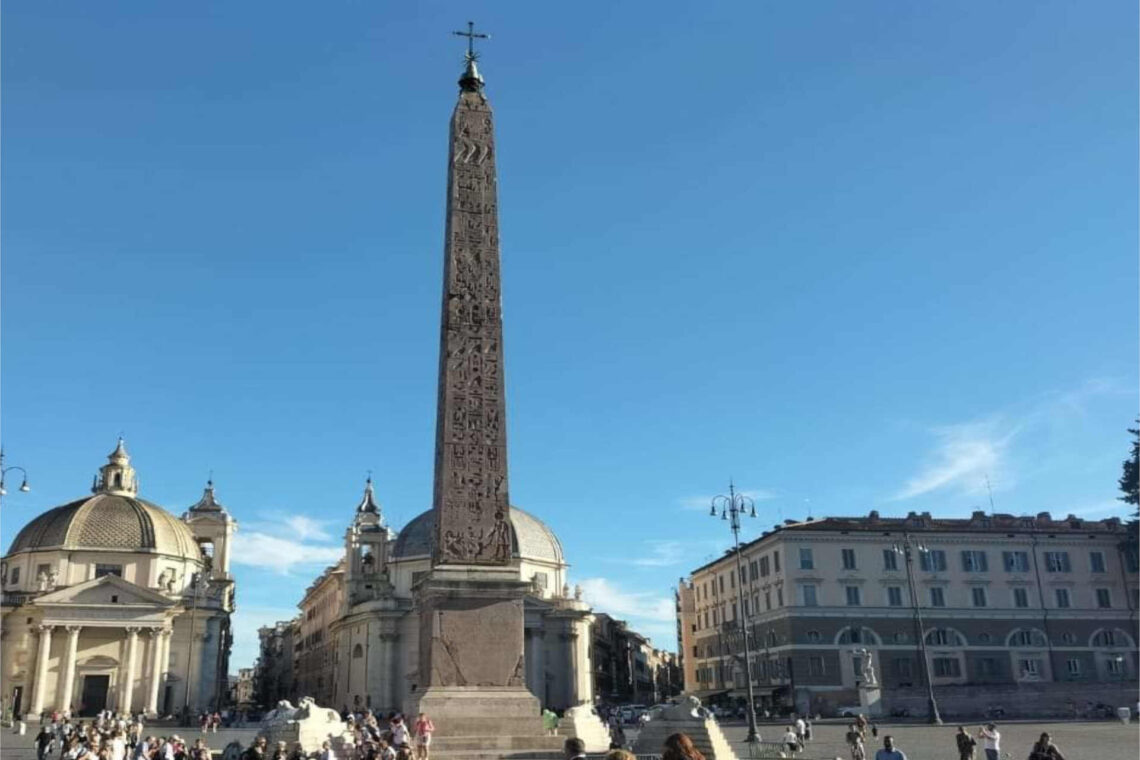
(919, 549, 947, 572)
(10, 567, 20, 585)
(719, 576, 725, 592)
(764, 591, 771, 610)
(808, 656, 825, 677)
(801, 584, 818, 607)
(1003, 551, 1030, 572)
(1013, 588, 1029, 608)
(887, 586, 903, 607)
(883, 549, 898, 571)
(1125, 549, 1139, 573)
(1044, 552, 1071, 573)
(1055, 588, 1070, 608)
(777, 588, 784, 607)
(1107, 658, 1123, 674)
(961, 550, 988, 572)
(1090, 551, 1106, 573)
(703, 611, 709, 627)
(929, 587, 945, 607)
(845, 586, 861, 606)
(94, 564, 123, 579)
(731, 601, 737, 619)
(36, 563, 50, 579)
(932, 657, 961, 678)
(730, 573, 735, 589)
(1066, 658, 1081, 676)
(712, 609, 719, 625)
(759, 557, 770, 577)
(971, 587, 987, 607)
(743, 598, 750, 617)
(773, 551, 780, 572)
(1019, 659, 1041, 677)
(749, 561, 758, 581)
(1096, 588, 1111, 608)
(799, 548, 813, 570)
(842, 549, 857, 570)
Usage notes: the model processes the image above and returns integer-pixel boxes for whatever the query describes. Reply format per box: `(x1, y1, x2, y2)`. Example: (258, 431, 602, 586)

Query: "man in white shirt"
(979, 723, 1000, 760)
(794, 716, 806, 746)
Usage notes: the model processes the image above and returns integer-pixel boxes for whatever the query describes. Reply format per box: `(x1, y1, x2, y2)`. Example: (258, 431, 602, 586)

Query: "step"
(430, 734, 566, 751)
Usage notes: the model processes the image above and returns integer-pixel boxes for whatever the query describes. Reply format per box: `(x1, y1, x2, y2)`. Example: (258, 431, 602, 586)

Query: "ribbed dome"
(7, 493, 202, 560)
(392, 506, 564, 564)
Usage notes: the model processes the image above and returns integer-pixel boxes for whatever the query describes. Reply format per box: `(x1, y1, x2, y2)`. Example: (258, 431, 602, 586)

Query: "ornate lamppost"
(0, 448, 32, 508)
(891, 532, 942, 724)
(710, 482, 760, 744)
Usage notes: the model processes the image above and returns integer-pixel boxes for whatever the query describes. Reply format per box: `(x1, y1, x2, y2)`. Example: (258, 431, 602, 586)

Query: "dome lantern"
(95, 437, 138, 496)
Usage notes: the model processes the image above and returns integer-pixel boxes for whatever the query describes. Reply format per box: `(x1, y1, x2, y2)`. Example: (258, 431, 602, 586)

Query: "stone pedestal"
(858, 686, 883, 717)
(406, 567, 544, 739)
(261, 698, 353, 755)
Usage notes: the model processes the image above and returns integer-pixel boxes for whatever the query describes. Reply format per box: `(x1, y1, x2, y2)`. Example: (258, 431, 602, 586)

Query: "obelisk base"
(406, 566, 545, 739)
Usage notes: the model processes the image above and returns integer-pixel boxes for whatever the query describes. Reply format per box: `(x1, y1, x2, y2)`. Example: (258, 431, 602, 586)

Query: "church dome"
(5, 440, 202, 561)
(392, 506, 564, 564)
(7, 493, 203, 560)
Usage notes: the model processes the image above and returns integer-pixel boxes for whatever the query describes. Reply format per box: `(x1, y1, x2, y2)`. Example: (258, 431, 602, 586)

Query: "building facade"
(254, 619, 296, 709)
(0, 441, 237, 720)
(591, 612, 682, 706)
(678, 510, 1138, 717)
(280, 480, 595, 715)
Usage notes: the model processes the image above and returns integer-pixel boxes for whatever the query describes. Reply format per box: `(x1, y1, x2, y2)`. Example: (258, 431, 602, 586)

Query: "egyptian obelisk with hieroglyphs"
(406, 27, 557, 745)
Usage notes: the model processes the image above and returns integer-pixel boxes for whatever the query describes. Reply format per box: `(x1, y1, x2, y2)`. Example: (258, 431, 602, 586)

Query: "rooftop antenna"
(805, 498, 812, 520)
(985, 475, 996, 516)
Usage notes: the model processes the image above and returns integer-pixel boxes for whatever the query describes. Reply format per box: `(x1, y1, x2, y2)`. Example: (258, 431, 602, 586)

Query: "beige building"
(289, 479, 595, 714)
(1, 441, 236, 720)
(678, 510, 1138, 717)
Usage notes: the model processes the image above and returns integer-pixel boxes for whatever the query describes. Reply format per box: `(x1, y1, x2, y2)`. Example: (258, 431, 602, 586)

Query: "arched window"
(1007, 628, 1047, 648)
(837, 626, 881, 645)
(925, 628, 964, 646)
(352, 644, 364, 658)
(1091, 628, 1134, 648)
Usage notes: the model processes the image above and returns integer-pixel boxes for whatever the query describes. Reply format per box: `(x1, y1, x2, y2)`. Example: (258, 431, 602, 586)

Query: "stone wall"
(881, 682, 1137, 719)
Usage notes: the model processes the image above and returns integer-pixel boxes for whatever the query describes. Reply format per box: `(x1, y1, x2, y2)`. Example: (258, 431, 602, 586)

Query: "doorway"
(11, 686, 23, 719)
(79, 675, 110, 716)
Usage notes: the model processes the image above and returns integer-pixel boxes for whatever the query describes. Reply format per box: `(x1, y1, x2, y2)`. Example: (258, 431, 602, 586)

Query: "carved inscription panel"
(433, 90, 512, 565)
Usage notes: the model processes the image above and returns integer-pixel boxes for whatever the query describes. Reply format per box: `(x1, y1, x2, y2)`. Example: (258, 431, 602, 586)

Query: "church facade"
(286, 479, 595, 715)
(0, 441, 236, 720)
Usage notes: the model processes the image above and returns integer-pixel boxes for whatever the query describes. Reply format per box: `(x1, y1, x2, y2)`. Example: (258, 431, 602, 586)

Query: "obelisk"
(407, 27, 545, 738)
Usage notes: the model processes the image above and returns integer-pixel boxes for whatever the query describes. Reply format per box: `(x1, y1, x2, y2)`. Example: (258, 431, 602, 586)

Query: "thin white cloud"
(630, 540, 685, 567)
(679, 488, 777, 511)
(284, 515, 332, 541)
(576, 577, 674, 622)
(230, 531, 342, 575)
(894, 419, 1012, 500)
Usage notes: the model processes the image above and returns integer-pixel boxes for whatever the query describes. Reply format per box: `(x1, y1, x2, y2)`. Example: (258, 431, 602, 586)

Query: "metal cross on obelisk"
(452, 21, 489, 60)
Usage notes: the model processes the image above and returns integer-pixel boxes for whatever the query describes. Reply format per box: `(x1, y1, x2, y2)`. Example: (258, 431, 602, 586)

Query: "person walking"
(317, 741, 336, 760)
(1027, 732, 1065, 760)
(873, 735, 906, 760)
(978, 723, 1000, 760)
(36, 725, 57, 760)
(955, 726, 976, 760)
(412, 713, 434, 760)
(845, 724, 865, 760)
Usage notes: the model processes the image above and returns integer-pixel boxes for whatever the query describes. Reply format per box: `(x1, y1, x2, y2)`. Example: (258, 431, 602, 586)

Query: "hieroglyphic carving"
(433, 89, 512, 565)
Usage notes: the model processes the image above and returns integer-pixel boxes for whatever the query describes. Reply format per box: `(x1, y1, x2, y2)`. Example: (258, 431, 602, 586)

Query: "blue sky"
(2, 2, 1136, 671)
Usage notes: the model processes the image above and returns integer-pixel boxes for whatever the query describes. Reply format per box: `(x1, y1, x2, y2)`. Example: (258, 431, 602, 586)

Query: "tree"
(1120, 422, 1139, 507)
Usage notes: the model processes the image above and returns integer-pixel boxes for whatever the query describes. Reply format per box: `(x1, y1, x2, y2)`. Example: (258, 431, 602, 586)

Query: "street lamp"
(710, 482, 761, 744)
(0, 448, 32, 507)
(891, 532, 942, 724)
(182, 572, 209, 725)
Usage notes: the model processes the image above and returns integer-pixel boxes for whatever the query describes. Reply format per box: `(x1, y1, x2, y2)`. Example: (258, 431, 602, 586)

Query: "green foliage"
(1119, 422, 1139, 508)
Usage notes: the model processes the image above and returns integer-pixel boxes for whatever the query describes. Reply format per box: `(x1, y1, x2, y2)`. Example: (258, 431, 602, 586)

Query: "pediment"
(34, 574, 174, 608)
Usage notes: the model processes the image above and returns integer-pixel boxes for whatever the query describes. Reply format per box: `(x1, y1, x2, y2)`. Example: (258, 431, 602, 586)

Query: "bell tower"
(93, 438, 139, 496)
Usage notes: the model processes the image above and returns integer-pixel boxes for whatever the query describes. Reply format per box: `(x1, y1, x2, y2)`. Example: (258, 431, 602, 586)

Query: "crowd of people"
(31, 710, 211, 760)
(236, 710, 435, 760)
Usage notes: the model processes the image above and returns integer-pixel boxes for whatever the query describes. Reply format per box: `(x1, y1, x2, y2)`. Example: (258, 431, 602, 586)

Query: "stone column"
(146, 629, 169, 718)
(377, 632, 398, 712)
(57, 626, 82, 714)
(28, 625, 54, 717)
(120, 627, 140, 714)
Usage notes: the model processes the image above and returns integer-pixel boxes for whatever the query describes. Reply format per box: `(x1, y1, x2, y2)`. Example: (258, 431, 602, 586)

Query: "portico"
(25, 575, 176, 717)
